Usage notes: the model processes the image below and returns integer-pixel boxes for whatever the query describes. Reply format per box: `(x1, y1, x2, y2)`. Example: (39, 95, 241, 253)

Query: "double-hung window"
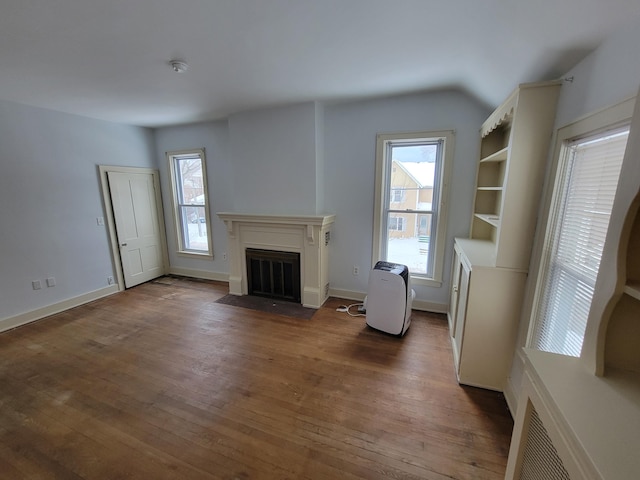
(373, 130, 454, 286)
(530, 124, 629, 356)
(167, 149, 213, 257)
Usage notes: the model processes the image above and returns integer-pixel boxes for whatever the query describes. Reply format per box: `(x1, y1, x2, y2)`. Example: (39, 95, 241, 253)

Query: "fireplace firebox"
(246, 248, 301, 303)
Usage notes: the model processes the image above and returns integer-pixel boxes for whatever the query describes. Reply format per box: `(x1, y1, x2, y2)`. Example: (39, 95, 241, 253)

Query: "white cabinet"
(449, 239, 527, 390)
(448, 82, 560, 391)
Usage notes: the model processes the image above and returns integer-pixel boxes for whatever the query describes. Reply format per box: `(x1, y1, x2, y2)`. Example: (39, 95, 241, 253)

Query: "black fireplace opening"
(246, 248, 301, 303)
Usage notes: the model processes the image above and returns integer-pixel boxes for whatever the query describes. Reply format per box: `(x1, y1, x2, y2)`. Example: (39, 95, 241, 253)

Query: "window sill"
(176, 251, 213, 260)
(411, 275, 442, 288)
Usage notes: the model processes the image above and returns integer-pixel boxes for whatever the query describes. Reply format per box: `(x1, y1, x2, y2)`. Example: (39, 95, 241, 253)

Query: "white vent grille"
(519, 407, 571, 480)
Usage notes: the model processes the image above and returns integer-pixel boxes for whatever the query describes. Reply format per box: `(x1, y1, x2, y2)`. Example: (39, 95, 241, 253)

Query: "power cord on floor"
(336, 303, 366, 317)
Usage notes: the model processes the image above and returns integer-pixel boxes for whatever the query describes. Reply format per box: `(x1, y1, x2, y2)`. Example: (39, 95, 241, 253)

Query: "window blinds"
(532, 127, 629, 357)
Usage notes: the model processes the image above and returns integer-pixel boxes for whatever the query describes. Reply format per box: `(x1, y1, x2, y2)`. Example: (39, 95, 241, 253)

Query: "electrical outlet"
(353, 265, 359, 276)
(222, 253, 227, 261)
(46, 277, 56, 287)
(32, 280, 42, 290)
(107, 276, 114, 285)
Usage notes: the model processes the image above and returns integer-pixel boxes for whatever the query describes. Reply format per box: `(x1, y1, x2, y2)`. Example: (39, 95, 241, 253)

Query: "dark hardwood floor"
(0, 276, 513, 479)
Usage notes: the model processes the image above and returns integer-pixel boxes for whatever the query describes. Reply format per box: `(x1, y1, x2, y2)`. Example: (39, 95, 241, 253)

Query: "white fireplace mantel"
(217, 212, 335, 308)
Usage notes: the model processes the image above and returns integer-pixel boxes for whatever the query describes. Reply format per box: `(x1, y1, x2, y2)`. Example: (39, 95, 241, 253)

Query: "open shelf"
(624, 282, 640, 301)
(474, 213, 500, 227)
(471, 217, 497, 242)
(477, 160, 506, 189)
(480, 121, 511, 159)
(474, 189, 502, 215)
(480, 147, 508, 163)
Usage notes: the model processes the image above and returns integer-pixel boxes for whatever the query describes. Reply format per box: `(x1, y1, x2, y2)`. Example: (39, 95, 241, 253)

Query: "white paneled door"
(107, 171, 165, 288)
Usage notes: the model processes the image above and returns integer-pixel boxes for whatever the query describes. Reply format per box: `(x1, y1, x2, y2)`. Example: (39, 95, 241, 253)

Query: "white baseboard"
(412, 298, 447, 314)
(166, 274, 447, 313)
(168, 267, 229, 283)
(328, 288, 447, 314)
(0, 285, 119, 333)
(328, 288, 366, 303)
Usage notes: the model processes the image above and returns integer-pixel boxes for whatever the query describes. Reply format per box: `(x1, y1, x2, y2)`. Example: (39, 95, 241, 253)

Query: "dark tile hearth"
(214, 293, 316, 320)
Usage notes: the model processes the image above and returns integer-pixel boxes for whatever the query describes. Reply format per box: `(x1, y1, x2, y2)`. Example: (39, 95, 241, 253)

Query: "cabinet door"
(453, 260, 471, 367)
(448, 249, 462, 331)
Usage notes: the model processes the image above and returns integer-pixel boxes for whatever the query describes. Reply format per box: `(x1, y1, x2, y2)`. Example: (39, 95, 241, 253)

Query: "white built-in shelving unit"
(448, 82, 561, 391)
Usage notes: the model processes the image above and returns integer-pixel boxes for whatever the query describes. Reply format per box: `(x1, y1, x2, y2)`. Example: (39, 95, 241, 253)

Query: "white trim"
(503, 376, 518, 419)
(328, 287, 447, 313)
(328, 288, 365, 302)
(524, 97, 636, 350)
(373, 130, 455, 285)
(217, 212, 335, 230)
(412, 298, 447, 314)
(0, 285, 119, 333)
(166, 149, 214, 258)
(504, 346, 528, 417)
(168, 267, 229, 283)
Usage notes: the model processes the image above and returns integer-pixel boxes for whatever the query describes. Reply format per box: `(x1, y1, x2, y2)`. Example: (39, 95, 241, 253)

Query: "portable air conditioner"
(364, 261, 415, 336)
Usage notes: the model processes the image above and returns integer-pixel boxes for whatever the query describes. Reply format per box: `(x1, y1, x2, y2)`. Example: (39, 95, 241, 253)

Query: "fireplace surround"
(217, 213, 335, 308)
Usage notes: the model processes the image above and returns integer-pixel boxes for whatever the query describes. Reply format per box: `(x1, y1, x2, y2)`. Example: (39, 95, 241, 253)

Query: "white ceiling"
(1, 0, 638, 128)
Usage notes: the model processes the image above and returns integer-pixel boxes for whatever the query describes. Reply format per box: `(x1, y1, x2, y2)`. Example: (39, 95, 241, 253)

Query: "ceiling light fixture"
(169, 60, 188, 73)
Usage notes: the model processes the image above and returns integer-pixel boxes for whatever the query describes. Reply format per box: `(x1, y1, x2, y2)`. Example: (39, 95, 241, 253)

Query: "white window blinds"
(532, 127, 629, 357)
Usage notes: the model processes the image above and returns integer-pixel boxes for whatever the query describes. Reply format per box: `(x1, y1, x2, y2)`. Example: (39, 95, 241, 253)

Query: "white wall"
(153, 91, 487, 307)
(324, 90, 489, 307)
(506, 16, 640, 413)
(0, 100, 156, 323)
(315, 103, 326, 214)
(554, 18, 640, 128)
(153, 120, 231, 277)
(229, 102, 324, 215)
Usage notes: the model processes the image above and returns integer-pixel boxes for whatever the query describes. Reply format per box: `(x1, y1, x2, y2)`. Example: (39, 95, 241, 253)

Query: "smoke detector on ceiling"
(169, 60, 188, 73)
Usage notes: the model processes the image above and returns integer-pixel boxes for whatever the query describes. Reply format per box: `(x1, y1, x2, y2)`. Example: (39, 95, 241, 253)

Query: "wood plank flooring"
(0, 276, 513, 479)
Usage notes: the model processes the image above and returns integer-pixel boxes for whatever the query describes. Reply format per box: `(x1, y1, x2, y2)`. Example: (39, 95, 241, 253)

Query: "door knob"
(121, 243, 127, 247)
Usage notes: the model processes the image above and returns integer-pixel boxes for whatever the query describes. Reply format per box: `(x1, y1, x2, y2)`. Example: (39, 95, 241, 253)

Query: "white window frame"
(167, 148, 213, 258)
(526, 98, 635, 356)
(389, 215, 406, 231)
(373, 130, 454, 287)
(391, 188, 405, 203)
